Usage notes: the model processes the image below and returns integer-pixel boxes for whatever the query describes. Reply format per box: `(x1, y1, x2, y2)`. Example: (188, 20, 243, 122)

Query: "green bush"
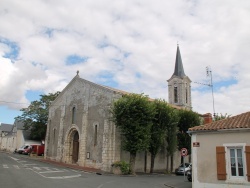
(111, 161, 130, 174)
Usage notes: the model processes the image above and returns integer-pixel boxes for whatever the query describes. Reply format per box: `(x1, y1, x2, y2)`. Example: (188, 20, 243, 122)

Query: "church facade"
(45, 46, 189, 172)
(45, 76, 124, 171)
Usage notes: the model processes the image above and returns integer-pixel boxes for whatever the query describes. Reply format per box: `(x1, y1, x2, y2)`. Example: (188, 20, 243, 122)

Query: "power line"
(0, 100, 29, 105)
(0, 100, 82, 107)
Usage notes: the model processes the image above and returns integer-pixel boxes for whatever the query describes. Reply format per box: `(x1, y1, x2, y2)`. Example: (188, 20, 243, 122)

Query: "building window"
(229, 148, 244, 177)
(94, 125, 97, 146)
(185, 83, 188, 104)
(72, 107, 76, 124)
(53, 129, 56, 144)
(216, 145, 250, 182)
(174, 86, 178, 103)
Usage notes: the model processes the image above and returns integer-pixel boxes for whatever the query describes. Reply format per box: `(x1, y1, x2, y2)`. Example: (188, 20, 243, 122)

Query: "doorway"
(72, 131, 79, 163)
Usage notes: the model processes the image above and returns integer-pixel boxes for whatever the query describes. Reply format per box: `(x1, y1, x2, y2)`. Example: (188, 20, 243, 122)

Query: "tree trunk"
(150, 154, 155, 173)
(166, 154, 170, 172)
(171, 154, 174, 173)
(144, 151, 147, 173)
(130, 152, 136, 175)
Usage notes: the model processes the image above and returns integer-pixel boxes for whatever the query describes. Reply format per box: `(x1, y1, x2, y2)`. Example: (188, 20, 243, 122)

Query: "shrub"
(111, 161, 130, 174)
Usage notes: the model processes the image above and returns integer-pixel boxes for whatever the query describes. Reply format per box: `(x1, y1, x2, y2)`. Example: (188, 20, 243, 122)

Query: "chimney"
(202, 113, 213, 124)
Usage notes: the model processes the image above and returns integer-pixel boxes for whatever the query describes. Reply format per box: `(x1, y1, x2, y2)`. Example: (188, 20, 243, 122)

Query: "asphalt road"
(0, 151, 192, 188)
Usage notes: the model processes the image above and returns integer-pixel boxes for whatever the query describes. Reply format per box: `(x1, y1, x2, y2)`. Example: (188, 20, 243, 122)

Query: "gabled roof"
(51, 73, 182, 110)
(14, 120, 25, 130)
(173, 45, 186, 78)
(0, 123, 13, 132)
(189, 111, 250, 132)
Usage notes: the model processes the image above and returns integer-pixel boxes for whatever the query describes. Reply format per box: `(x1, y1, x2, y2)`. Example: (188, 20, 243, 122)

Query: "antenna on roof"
(194, 66, 216, 118)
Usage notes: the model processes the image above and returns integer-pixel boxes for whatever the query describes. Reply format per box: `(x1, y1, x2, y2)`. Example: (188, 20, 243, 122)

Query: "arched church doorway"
(72, 131, 79, 163)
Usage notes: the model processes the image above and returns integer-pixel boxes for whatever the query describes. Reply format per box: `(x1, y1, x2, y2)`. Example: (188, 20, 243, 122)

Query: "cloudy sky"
(1, 0, 250, 124)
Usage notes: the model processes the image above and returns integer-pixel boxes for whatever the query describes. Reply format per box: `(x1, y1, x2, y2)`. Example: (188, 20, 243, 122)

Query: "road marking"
(13, 165, 20, 169)
(23, 164, 36, 166)
(39, 170, 65, 174)
(9, 157, 19, 161)
(47, 174, 81, 179)
(33, 167, 41, 170)
(7, 157, 82, 179)
(28, 168, 81, 179)
(41, 167, 51, 170)
(19, 161, 27, 163)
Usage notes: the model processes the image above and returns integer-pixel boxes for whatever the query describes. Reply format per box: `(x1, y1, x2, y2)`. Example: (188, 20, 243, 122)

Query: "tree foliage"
(149, 99, 178, 173)
(214, 113, 231, 121)
(166, 108, 179, 172)
(176, 109, 200, 154)
(15, 92, 60, 141)
(111, 93, 155, 174)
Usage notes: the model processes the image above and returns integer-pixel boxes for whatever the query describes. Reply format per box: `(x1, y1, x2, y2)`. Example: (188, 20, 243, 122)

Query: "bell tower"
(167, 45, 192, 110)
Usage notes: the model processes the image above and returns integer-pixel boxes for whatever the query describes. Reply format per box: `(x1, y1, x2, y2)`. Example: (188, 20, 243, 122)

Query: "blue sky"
(1, 0, 250, 124)
(0, 90, 43, 124)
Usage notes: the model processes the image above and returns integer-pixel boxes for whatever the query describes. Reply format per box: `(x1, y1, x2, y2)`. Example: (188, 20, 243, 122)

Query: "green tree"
(166, 108, 179, 172)
(214, 113, 231, 121)
(15, 92, 60, 140)
(177, 109, 200, 157)
(149, 99, 177, 173)
(111, 93, 155, 175)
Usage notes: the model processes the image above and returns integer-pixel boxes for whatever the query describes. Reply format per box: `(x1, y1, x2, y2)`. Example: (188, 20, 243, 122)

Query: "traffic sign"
(181, 148, 188, 156)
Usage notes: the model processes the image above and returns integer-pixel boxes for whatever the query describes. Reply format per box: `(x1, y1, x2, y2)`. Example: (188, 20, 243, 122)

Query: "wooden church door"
(72, 132, 79, 163)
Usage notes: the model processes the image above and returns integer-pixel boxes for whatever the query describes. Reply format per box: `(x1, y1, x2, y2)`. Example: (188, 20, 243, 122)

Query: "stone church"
(45, 45, 191, 172)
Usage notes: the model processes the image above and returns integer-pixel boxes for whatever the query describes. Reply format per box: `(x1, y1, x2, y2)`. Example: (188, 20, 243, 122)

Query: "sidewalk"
(38, 157, 105, 174)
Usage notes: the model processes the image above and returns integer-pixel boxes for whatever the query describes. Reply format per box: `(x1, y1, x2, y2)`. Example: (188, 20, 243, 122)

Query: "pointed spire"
(173, 45, 186, 78)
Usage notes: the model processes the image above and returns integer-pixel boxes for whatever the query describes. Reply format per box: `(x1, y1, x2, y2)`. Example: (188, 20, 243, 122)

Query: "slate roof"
(173, 45, 186, 78)
(0, 123, 13, 132)
(52, 73, 182, 111)
(14, 120, 25, 130)
(189, 111, 250, 132)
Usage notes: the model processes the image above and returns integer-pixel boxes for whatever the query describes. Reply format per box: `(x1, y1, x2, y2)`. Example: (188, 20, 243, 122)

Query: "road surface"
(0, 151, 191, 188)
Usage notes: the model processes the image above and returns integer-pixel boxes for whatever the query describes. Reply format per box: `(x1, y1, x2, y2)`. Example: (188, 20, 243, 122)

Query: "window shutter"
(246, 146, 250, 182)
(216, 146, 226, 180)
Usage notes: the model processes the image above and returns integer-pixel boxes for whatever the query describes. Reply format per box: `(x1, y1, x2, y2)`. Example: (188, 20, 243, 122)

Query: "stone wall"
(46, 76, 122, 172)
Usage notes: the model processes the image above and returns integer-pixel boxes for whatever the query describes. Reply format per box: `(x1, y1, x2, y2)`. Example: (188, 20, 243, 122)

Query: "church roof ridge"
(49, 72, 182, 110)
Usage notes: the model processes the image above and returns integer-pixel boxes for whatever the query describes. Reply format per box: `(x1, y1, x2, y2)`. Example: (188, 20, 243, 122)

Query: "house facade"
(188, 112, 250, 188)
(0, 123, 14, 151)
(0, 121, 40, 152)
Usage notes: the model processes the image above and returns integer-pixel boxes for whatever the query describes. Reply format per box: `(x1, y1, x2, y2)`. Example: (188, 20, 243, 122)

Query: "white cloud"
(1, 0, 250, 123)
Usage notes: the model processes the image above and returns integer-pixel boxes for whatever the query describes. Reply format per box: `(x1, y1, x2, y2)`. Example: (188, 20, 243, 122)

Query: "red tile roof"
(189, 111, 250, 132)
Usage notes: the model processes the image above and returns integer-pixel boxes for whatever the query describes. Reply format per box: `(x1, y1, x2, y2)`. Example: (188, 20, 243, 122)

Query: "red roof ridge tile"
(188, 111, 250, 132)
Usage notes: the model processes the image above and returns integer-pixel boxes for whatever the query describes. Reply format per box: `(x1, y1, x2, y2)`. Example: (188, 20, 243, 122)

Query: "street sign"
(193, 142, 200, 147)
(181, 148, 188, 156)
